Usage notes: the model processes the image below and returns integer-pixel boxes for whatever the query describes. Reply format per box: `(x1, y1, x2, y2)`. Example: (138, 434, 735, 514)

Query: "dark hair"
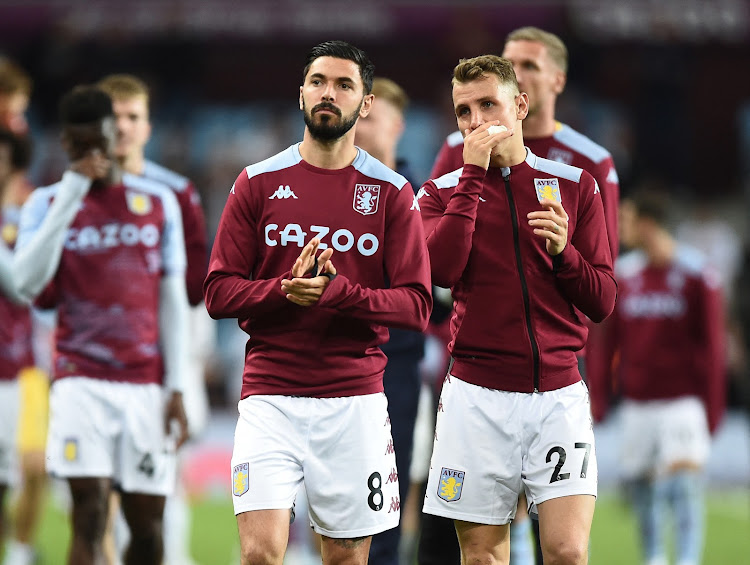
(630, 189, 672, 227)
(303, 40, 375, 94)
(0, 128, 32, 170)
(59, 85, 113, 126)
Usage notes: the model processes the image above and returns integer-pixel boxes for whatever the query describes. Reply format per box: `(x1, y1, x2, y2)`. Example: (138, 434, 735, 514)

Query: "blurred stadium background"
(1, 0, 749, 563)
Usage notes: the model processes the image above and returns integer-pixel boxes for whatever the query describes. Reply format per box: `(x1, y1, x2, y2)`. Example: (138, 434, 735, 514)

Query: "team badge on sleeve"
(437, 467, 464, 502)
(534, 178, 561, 204)
(353, 184, 380, 216)
(126, 192, 153, 215)
(233, 462, 249, 497)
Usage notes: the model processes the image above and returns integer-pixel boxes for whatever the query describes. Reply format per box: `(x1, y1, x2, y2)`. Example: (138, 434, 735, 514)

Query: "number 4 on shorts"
(545, 442, 591, 483)
(138, 453, 155, 478)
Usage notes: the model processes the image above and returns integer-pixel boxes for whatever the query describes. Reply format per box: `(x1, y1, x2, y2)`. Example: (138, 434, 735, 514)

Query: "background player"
(97, 73, 211, 565)
(14, 85, 190, 565)
(587, 190, 726, 565)
(354, 76, 425, 565)
(203, 40, 432, 565)
(0, 128, 34, 564)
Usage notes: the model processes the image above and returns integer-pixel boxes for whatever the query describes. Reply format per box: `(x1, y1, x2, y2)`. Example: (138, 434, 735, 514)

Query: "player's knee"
(71, 496, 109, 543)
(460, 547, 508, 565)
(239, 542, 285, 565)
(543, 539, 588, 565)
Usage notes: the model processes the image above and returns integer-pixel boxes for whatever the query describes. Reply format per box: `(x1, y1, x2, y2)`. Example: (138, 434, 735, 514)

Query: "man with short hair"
(354, 76, 425, 565)
(587, 190, 726, 565)
(204, 40, 432, 565)
(430, 27, 619, 262)
(0, 128, 34, 564)
(14, 85, 190, 565)
(419, 54, 615, 565)
(97, 73, 210, 565)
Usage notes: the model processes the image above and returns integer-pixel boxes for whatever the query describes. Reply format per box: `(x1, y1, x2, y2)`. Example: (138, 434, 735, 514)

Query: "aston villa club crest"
(437, 467, 465, 502)
(126, 192, 153, 215)
(233, 462, 249, 497)
(534, 178, 561, 204)
(353, 184, 380, 216)
(63, 438, 78, 462)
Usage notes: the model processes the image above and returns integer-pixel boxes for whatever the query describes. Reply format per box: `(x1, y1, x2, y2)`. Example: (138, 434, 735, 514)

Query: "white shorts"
(46, 377, 177, 496)
(423, 377, 597, 525)
(0, 380, 19, 484)
(619, 396, 710, 479)
(231, 393, 400, 538)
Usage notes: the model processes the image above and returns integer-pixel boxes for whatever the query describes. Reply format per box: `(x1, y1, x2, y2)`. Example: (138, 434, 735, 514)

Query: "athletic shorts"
(0, 379, 19, 484)
(231, 393, 400, 538)
(46, 377, 177, 496)
(619, 396, 710, 479)
(423, 376, 597, 525)
(17, 367, 49, 453)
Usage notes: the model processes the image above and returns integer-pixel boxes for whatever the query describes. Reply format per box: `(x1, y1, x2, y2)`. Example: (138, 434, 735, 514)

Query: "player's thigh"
(46, 378, 118, 479)
(320, 534, 372, 565)
(67, 477, 112, 535)
(118, 383, 177, 496)
(423, 376, 523, 525)
(524, 381, 597, 513)
(120, 491, 166, 537)
(304, 393, 399, 538)
(536, 494, 595, 560)
(237, 509, 292, 565)
(230, 395, 306, 516)
(455, 520, 510, 565)
(0, 380, 19, 484)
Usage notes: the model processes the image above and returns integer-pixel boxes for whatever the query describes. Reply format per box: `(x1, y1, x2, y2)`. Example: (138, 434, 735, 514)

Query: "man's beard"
(303, 99, 361, 142)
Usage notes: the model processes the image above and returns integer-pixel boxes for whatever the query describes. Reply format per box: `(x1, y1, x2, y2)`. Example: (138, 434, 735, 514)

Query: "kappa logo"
(269, 185, 298, 199)
(438, 468, 465, 502)
(233, 462, 249, 497)
(547, 147, 573, 165)
(534, 178, 561, 204)
(411, 187, 428, 211)
(353, 184, 380, 215)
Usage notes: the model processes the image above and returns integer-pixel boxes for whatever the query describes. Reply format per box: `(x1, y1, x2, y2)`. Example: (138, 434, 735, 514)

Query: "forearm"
(425, 166, 484, 287)
(318, 274, 432, 332)
(159, 274, 190, 392)
(15, 171, 90, 301)
(203, 270, 291, 320)
(0, 243, 28, 304)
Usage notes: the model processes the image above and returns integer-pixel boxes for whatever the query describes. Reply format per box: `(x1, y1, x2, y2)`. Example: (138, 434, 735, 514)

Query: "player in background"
(587, 190, 726, 565)
(0, 58, 33, 207)
(97, 73, 210, 565)
(0, 128, 34, 564)
(0, 59, 53, 565)
(354, 77, 425, 565)
(13, 85, 190, 565)
(204, 40, 432, 565)
(419, 54, 615, 565)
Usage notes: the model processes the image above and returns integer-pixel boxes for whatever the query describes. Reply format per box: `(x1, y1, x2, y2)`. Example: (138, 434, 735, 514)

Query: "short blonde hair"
(0, 59, 32, 96)
(97, 74, 150, 102)
(371, 77, 409, 114)
(453, 55, 519, 95)
(506, 27, 568, 73)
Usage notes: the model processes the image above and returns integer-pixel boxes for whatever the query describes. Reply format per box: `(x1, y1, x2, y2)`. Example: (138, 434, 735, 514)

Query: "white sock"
(2, 540, 35, 565)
